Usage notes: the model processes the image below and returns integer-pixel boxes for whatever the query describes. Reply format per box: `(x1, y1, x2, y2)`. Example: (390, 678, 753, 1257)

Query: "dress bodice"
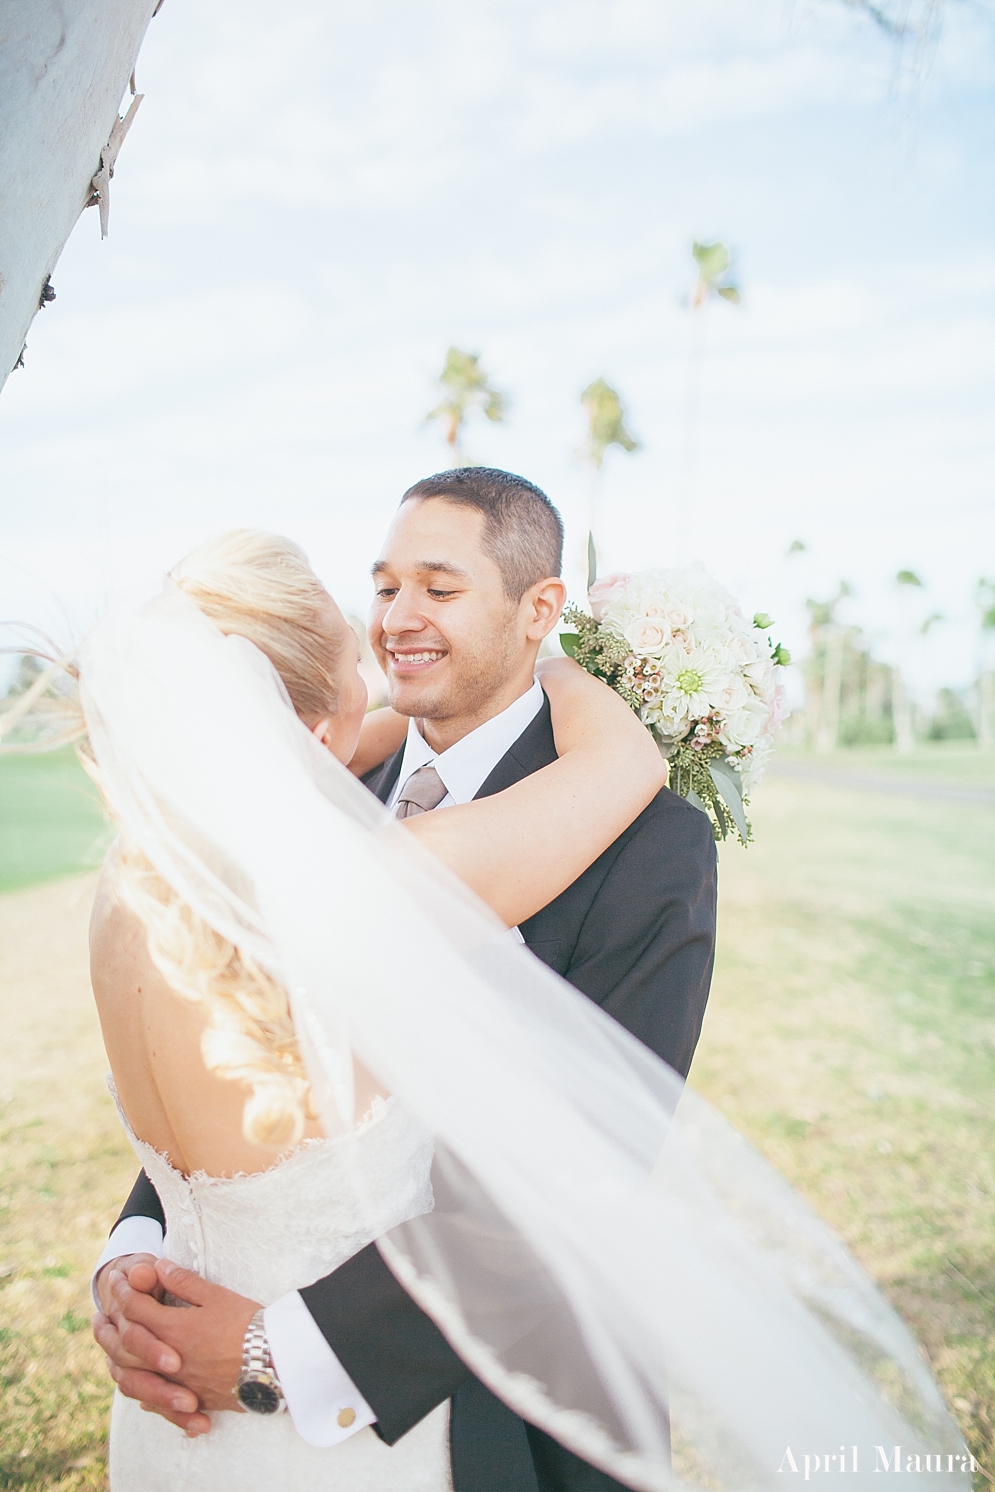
(108, 1088, 452, 1492)
(112, 1085, 435, 1303)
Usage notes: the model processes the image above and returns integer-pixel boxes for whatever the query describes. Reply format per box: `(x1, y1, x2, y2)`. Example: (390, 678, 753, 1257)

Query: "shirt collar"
(392, 678, 544, 807)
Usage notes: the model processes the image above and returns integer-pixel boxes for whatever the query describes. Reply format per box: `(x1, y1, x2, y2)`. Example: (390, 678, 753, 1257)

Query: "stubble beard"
(387, 629, 524, 733)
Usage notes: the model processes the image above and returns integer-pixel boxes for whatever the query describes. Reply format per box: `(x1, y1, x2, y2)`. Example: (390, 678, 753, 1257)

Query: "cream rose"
(663, 603, 693, 631)
(624, 617, 671, 655)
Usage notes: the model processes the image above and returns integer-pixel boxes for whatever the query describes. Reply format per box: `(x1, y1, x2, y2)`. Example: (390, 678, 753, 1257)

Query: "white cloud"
(2, 0, 993, 701)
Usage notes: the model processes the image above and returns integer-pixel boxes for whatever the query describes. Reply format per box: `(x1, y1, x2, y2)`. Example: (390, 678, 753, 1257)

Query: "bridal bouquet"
(561, 566, 790, 844)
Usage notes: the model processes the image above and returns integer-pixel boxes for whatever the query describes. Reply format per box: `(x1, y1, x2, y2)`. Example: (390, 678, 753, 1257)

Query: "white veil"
(80, 586, 968, 1492)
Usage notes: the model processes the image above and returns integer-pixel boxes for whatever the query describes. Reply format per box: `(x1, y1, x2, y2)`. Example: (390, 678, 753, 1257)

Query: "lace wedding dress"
(108, 1090, 452, 1492)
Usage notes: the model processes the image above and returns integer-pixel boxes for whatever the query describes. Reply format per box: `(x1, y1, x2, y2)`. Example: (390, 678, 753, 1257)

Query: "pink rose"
(588, 572, 631, 622)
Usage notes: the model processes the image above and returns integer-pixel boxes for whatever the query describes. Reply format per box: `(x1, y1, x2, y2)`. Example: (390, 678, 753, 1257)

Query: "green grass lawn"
(694, 754, 995, 1474)
(0, 751, 111, 894)
(0, 744, 993, 1488)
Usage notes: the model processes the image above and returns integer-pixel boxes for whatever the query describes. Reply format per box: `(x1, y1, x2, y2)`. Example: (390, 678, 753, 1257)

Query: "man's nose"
(380, 585, 427, 638)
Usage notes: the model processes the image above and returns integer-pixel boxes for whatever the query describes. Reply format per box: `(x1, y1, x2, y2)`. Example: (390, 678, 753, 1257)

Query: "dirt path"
(768, 760, 995, 804)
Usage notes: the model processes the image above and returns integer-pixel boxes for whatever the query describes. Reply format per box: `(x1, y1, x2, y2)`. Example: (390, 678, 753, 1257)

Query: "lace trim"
(377, 1236, 671, 1492)
(106, 1074, 395, 1185)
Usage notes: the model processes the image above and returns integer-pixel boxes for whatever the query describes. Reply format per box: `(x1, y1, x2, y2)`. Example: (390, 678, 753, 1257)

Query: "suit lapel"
(362, 745, 405, 805)
(473, 695, 556, 799)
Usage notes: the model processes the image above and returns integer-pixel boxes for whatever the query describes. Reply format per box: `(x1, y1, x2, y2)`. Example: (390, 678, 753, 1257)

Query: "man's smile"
(386, 647, 449, 675)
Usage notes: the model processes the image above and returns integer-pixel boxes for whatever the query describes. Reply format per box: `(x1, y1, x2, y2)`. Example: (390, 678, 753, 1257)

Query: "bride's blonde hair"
(3, 530, 345, 1147)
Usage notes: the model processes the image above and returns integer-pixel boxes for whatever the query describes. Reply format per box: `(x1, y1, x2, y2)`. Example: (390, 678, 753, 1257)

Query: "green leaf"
(709, 759, 750, 843)
(559, 633, 580, 659)
(692, 241, 731, 282)
(587, 533, 598, 590)
(685, 787, 710, 817)
(716, 284, 741, 304)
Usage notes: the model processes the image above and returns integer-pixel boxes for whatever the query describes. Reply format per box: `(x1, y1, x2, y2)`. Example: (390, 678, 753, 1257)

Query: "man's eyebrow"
(370, 560, 471, 580)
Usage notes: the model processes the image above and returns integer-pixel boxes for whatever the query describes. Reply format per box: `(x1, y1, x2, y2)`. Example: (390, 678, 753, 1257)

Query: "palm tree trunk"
(816, 626, 844, 753)
(679, 309, 706, 560)
(892, 668, 916, 754)
(978, 670, 995, 749)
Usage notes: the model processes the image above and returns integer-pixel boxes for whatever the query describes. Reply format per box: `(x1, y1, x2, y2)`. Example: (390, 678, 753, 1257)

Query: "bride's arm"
(402, 657, 666, 928)
(347, 707, 408, 777)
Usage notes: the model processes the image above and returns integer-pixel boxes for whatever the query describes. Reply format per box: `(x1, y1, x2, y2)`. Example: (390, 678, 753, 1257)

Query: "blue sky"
(2, 0, 993, 697)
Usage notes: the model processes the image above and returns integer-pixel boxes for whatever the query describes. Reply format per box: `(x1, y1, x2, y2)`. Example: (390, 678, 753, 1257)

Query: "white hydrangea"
(595, 564, 787, 793)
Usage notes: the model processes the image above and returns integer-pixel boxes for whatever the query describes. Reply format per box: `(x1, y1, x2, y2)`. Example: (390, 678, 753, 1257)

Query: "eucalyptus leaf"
(709, 758, 749, 842)
(685, 787, 709, 817)
(560, 633, 580, 659)
(587, 532, 598, 590)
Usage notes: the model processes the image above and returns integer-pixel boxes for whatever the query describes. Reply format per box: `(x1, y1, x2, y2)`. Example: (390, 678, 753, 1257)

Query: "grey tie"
(394, 765, 448, 819)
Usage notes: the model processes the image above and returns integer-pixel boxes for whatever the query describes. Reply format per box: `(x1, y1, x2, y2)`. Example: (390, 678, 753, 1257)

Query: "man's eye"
(375, 588, 398, 599)
(428, 589, 458, 599)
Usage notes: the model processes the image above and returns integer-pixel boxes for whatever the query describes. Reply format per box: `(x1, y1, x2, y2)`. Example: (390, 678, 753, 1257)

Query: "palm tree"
(839, 0, 949, 41)
(580, 378, 639, 585)
(690, 241, 741, 309)
(892, 569, 924, 755)
(806, 583, 852, 752)
(682, 241, 741, 555)
(976, 577, 995, 748)
(426, 347, 505, 466)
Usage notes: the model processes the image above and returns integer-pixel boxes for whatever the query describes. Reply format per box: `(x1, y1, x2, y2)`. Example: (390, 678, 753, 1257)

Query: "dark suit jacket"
(116, 697, 717, 1492)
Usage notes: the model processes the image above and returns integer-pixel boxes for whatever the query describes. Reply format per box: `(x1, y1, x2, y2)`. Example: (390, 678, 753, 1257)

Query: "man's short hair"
(401, 468, 564, 602)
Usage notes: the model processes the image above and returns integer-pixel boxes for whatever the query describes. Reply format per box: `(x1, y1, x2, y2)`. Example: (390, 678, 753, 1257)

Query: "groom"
(93, 468, 718, 1492)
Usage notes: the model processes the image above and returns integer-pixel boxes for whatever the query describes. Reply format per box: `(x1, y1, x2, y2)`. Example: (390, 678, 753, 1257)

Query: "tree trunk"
(892, 667, 916, 754)
(979, 670, 995, 749)
(815, 626, 844, 753)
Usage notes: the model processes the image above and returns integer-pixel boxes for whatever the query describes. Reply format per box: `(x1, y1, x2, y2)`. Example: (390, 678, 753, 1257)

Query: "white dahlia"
(659, 646, 731, 718)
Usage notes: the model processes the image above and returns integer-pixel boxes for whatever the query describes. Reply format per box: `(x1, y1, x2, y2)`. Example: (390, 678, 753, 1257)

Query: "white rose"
(714, 677, 749, 713)
(744, 657, 776, 697)
(726, 697, 769, 746)
(727, 632, 759, 664)
(624, 618, 671, 655)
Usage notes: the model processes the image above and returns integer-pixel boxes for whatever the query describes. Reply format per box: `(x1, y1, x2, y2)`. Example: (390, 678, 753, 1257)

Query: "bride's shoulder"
(89, 853, 148, 980)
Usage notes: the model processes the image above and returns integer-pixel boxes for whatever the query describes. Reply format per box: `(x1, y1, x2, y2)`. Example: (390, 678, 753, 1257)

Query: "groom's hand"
(108, 1259, 259, 1417)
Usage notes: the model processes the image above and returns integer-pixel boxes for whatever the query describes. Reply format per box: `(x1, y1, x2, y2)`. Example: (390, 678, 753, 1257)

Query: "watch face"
(237, 1375, 282, 1415)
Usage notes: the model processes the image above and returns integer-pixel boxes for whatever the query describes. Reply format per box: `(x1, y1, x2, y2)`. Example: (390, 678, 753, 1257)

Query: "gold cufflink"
(337, 1407, 357, 1429)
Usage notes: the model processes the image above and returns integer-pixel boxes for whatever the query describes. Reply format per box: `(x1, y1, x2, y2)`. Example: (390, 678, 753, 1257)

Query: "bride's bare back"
(89, 871, 337, 1177)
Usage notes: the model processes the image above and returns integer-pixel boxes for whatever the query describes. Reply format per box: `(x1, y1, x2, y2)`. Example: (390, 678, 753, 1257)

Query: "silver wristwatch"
(235, 1308, 286, 1415)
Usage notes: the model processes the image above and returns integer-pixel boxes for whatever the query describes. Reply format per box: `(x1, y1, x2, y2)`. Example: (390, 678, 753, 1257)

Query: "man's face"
(369, 498, 530, 730)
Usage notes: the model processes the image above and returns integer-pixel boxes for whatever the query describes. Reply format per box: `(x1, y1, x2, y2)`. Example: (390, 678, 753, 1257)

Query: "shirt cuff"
(91, 1217, 165, 1308)
(265, 1290, 376, 1447)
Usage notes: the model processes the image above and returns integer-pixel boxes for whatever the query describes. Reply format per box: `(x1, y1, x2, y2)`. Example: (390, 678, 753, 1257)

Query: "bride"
(85, 528, 665, 1490)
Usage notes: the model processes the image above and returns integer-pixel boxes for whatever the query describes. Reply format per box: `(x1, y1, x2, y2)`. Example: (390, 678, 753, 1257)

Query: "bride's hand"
(94, 1252, 163, 1314)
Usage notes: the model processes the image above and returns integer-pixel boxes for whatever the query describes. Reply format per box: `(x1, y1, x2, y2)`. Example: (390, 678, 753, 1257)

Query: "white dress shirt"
(93, 678, 545, 1445)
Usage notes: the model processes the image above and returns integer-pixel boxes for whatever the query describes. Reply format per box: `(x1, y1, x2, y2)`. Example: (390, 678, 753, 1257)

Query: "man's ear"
(524, 578, 567, 640)
(311, 717, 333, 747)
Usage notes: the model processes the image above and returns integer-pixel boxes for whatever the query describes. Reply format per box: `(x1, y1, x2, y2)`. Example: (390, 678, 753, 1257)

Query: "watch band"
(236, 1308, 286, 1415)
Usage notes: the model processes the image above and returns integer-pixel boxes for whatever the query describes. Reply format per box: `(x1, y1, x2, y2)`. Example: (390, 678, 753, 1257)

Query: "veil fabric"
(81, 587, 968, 1491)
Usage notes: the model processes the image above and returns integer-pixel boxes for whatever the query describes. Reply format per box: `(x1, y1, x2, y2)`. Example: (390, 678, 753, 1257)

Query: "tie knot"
(394, 765, 448, 818)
